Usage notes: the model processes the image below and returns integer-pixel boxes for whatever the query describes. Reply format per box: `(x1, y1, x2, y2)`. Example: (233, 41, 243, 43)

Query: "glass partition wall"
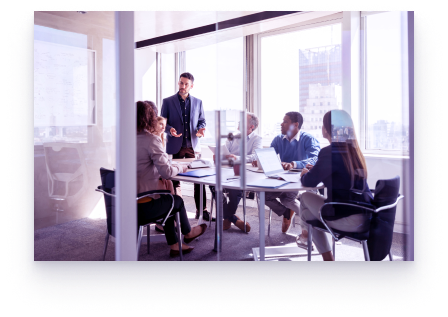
(34, 12, 116, 255)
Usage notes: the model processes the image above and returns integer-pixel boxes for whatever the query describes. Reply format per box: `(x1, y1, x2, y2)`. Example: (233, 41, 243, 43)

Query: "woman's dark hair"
(285, 111, 304, 129)
(323, 110, 368, 178)
(136, 101, 157, 133)
(144, 100, 158, 116)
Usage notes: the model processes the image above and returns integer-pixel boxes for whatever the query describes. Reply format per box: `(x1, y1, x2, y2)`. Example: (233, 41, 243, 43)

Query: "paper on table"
(271, 172, 301, 183)
(208, 144, 231, 156)
(201, 176, 234, 183)
(246, 178, 289, 189)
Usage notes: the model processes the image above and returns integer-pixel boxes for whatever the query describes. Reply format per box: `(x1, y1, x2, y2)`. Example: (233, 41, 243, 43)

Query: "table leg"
(243, 191, 247, 233)
(198, 184, 204, 225)
(259, 191, 265, 261)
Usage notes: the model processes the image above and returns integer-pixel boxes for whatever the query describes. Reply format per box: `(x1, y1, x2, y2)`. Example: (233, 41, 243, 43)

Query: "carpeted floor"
(34, 196, 405, 261)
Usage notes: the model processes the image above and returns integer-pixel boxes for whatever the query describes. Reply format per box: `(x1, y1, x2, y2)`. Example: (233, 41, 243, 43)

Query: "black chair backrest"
(100, 168, 115, 236)
(367, 176, 400, 261)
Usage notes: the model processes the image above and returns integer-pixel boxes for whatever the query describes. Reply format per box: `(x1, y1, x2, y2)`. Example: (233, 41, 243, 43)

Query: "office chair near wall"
(95, 167, 183, 261)
(43, 142, 88, 222)
(305, 176, 403, 261)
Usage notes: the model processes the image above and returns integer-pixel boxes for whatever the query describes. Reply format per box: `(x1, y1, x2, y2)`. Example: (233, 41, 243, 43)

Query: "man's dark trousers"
(172, 146, 206, 211)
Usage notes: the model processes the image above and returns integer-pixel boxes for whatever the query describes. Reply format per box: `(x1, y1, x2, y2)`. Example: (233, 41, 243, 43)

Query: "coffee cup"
(233, 163, 241, 176)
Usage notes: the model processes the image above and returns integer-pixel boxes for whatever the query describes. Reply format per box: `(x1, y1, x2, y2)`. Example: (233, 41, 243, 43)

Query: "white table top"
(170, 163, 324, 193)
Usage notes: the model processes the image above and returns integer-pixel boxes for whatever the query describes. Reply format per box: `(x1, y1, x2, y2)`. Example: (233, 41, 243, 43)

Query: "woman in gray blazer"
(136, 101, 207, 257)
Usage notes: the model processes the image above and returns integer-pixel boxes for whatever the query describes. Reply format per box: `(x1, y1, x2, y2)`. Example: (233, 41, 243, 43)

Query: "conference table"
(171, 158, 325, 261)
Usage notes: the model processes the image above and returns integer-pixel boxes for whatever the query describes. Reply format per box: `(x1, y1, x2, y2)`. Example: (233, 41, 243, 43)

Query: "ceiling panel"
(138, 11, 340, 53)
(134, 11, 261, 42)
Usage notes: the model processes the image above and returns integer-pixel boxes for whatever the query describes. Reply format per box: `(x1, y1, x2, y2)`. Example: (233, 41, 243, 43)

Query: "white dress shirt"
(226, 131, 263, 163)
(282, 131, 301, 168)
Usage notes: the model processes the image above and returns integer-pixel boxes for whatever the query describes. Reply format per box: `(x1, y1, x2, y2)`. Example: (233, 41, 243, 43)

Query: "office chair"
(43, 142, 88, 222)
(95, 167, 183, 261)
(305, 176, 403, 261)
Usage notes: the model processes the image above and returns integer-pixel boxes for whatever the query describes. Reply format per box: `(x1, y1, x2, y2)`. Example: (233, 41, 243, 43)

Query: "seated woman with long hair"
(297, 110, 374, 261)
(136, 101, 207, 257)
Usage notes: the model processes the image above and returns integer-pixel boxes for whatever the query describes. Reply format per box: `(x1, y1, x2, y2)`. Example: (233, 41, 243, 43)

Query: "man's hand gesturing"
(170, 128, 182, 137)
(196, 128, 206, 137)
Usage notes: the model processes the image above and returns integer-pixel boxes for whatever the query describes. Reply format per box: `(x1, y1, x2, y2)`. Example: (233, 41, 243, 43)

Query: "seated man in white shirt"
(209, 112, 262, 233)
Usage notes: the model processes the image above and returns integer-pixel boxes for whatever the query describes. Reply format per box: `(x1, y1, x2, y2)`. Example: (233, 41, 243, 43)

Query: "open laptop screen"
(255, 148, 284, 176)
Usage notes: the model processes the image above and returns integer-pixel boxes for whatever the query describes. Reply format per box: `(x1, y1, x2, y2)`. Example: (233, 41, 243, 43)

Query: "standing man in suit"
(161, 72, 214, 221)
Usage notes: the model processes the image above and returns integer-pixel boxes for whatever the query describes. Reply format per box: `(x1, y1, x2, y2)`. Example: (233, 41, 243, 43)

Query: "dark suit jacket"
(160, 93, 206, 154)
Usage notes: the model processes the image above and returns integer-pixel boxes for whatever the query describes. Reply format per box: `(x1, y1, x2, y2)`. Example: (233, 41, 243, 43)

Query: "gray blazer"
(160, 93, 206, 154)
(137, 131, 182, 198)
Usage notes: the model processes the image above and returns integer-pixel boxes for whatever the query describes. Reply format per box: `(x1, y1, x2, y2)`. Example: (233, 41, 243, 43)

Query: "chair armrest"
(137, 190, 171, 197)
(137, 190, 172, 201)
(374, 194, 404, 212)
(95, 187, 115, 198)
(318, 201, 375, 241)
(322, 201, 376, 214)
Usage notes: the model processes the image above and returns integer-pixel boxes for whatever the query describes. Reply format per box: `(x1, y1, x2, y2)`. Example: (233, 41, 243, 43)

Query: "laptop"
(254, 148, 301, 183)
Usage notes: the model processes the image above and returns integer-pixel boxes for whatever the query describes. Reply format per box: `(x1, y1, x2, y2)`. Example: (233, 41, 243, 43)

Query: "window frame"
(254, 11, 409, 157)
(360, 12, 410, 157)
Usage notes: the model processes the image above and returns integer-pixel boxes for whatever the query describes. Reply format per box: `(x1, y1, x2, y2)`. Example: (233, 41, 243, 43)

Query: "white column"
(115, 11, 137, 261)
(402, 11, 414, 261)
(342, 11, 361, 134)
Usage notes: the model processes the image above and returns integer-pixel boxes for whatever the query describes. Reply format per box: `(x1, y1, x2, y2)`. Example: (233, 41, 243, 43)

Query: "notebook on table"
(254, 148, 301, 183)
(178, 169, 216, 178)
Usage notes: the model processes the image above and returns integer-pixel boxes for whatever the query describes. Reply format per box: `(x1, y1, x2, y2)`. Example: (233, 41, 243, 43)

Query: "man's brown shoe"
(223, 219, 231, 230)
(282, 210, 295, 233)
(234, 216, 251, 233)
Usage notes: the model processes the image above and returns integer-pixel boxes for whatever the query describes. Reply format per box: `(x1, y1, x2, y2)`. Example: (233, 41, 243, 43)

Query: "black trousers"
(172, 146, 207, 211)
(137, 195, 191, 245)
(209, 186, 243, 223)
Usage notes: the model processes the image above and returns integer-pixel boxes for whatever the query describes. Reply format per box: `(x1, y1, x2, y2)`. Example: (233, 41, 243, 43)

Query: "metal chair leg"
(137, 226, 143, 259)
(361, 240, 370, 261)
(332, 237, 336, 259)
(389, 251, 393, 261)
(210, 195, 214, 228)
(103, 232, 109, 261)
(268, 209, 272, 236)
(147, 225, 150, 254)
(176, 213, 183, 261)
(307, 224, 313, 261)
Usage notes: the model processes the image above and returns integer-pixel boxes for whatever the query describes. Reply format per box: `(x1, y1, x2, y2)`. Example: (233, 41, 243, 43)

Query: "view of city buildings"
(299, 44, 342, 146)
(368, 120, 409, 151)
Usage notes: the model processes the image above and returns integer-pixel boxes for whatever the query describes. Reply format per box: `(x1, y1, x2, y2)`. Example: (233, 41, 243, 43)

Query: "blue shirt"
(270, 130, 320, 169)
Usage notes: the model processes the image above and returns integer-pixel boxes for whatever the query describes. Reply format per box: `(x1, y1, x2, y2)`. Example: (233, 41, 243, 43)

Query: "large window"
(364, 11, 409, 154)
(259, 23, 342, 147)
(185, 37, 244, 145)
(34, 25, 90, 145)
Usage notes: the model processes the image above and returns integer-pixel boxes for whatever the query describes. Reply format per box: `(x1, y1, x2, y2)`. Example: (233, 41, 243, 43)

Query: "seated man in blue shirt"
(209, 112, 262, 233)
(254, 111, 320, 233)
